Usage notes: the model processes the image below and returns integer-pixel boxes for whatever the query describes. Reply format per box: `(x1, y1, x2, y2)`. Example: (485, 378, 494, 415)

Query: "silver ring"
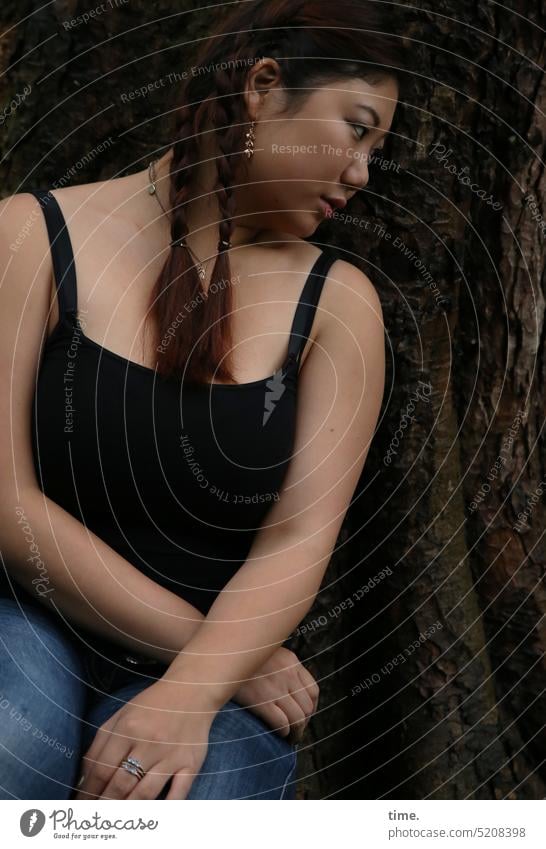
(120, 755, 146, 781)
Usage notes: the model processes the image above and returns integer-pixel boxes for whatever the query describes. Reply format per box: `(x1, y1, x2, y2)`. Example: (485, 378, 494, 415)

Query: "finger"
(298, 668, 320, 712)
(291, 677, 314, 715)
(243, 700, 290, 736)
(100, 749, 159, 801)
(74, 751, 108, 800)
(165, 768, 198, 800)
(274, 695, 306, 739)
(263, 702, 292, 737)
(81, 707, 122, 764)
(80, 736, 139, 801)
(74, 716, 119, 799)
(123, 761, 172, 800)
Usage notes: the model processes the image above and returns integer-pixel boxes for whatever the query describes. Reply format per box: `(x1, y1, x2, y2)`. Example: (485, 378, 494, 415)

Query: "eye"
(349, 122, 369, 141)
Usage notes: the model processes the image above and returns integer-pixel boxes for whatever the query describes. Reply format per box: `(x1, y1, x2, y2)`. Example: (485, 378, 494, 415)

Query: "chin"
(292, 214, 321, 239)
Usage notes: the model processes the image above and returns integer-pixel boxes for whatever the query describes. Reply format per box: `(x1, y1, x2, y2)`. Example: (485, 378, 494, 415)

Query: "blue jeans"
(0, 597, 298, 800)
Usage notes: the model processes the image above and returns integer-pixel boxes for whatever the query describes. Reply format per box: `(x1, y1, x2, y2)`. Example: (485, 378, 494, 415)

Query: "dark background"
(1, 0, 544, 798)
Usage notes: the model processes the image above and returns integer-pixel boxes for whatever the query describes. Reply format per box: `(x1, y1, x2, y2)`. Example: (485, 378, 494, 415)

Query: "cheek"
(258, 117, 340, 169)
(247, 119, 348, 204)
(254, 156, 328, 208)
(259, 139, 343, 186)
(251, 149, 315, 192)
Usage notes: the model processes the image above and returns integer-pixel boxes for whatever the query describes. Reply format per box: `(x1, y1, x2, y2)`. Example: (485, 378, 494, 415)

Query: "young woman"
(0, 0, 406, 800)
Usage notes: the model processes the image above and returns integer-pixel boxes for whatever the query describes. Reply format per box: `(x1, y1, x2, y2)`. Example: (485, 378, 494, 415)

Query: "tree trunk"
(294, 0, 545, 799)
(1, 0, 544, 800)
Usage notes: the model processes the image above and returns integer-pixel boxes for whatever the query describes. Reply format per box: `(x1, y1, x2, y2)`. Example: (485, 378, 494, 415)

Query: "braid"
(202, 63, 248, 372)
(150, 75, 229, 383)
(158, 35, 260, 382)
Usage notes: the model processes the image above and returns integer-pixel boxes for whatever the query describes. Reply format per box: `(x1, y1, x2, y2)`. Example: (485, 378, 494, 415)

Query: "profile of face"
(230, 60, 400, 239)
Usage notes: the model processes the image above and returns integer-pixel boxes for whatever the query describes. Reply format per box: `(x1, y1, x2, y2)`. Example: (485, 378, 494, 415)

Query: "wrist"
(159, 662, 228, 712)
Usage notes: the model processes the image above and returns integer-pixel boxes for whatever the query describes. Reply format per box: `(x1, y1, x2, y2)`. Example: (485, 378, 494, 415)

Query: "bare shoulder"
(21, 177, 122, 231)
(304, 255, 385, 399)
(302, 247, 384, 341)
(0, 188, 81, 313)
(0, 181, 99, 243)
(47, 179, 112, 219)
(0, 191, 53, 270)
(281, 239, 383, 345)
(324, 257, 383, 326)
(0, 189, 43, 227)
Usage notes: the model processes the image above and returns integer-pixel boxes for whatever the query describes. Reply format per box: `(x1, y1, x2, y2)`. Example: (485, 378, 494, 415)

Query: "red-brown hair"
(147, 0, 409, 384)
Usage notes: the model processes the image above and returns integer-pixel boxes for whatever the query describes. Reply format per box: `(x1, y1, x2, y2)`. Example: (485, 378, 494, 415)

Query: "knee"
(211, 699, 295, 759)
(186, 700, 298, 800)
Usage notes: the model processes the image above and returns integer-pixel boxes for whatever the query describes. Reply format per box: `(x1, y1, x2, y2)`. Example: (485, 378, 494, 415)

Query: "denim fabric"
(0, 598, 298, 800)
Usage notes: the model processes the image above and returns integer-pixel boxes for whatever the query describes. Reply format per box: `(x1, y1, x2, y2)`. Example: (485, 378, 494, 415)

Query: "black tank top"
(7, 188, 338, 649)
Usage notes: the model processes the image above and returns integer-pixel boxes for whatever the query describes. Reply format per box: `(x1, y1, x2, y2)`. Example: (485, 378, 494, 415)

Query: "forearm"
(1, 489, 205, 665)
(162, 524, 330, 709)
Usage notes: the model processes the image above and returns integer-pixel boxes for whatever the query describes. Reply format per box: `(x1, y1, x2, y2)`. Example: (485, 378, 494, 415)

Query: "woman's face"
(234, 72, 400, 238)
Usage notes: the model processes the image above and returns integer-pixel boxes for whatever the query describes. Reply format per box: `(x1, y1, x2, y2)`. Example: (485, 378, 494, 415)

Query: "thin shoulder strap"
(286, 249, 338, 366)
(28, 189, 78, 318)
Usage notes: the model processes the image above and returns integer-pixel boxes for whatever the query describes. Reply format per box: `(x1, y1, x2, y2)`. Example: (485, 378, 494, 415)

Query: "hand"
(73, 679, 214, 800)
(231, 646, 320, 744)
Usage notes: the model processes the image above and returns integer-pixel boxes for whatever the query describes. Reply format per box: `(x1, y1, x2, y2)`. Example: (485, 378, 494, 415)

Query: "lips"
(319, 197, 334, 218)
(319, 195, 347, 217)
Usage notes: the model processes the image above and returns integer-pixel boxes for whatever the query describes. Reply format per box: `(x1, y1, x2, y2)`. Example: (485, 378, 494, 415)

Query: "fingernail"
(77, 774, 85, 787)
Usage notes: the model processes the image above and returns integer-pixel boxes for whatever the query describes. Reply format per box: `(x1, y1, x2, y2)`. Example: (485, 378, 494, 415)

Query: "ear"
(243, 57, 282, 119)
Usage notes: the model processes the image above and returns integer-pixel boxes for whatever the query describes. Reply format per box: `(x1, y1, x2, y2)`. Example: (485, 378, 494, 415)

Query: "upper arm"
(0, 193, 53, 501)
(263, 259, 386, 564)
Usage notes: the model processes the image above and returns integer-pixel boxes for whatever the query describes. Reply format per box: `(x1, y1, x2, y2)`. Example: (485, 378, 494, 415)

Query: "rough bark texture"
(1, 0, 544, 800)
(293, 1, 545, 800)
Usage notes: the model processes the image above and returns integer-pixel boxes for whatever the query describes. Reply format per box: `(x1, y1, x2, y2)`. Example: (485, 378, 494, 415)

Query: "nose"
(342, 157, 370, 194)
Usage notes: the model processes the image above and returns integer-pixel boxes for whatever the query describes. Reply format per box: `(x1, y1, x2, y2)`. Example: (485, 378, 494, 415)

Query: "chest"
(32, 337, 297, 530)
(44, 225, 319, 384)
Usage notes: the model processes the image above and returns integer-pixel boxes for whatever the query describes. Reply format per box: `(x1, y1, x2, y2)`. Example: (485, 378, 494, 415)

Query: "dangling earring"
(245, 120, 256, 159)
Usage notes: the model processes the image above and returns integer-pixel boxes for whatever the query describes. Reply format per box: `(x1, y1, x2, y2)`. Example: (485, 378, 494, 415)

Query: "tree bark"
(294, 0, 545, 800)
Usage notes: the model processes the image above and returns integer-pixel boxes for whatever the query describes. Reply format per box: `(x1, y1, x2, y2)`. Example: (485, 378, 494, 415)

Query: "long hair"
(147, 0, 409, 384)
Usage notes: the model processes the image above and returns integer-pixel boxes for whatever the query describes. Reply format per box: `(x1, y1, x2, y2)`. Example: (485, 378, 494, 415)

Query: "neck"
(146, 150, 269, 257)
